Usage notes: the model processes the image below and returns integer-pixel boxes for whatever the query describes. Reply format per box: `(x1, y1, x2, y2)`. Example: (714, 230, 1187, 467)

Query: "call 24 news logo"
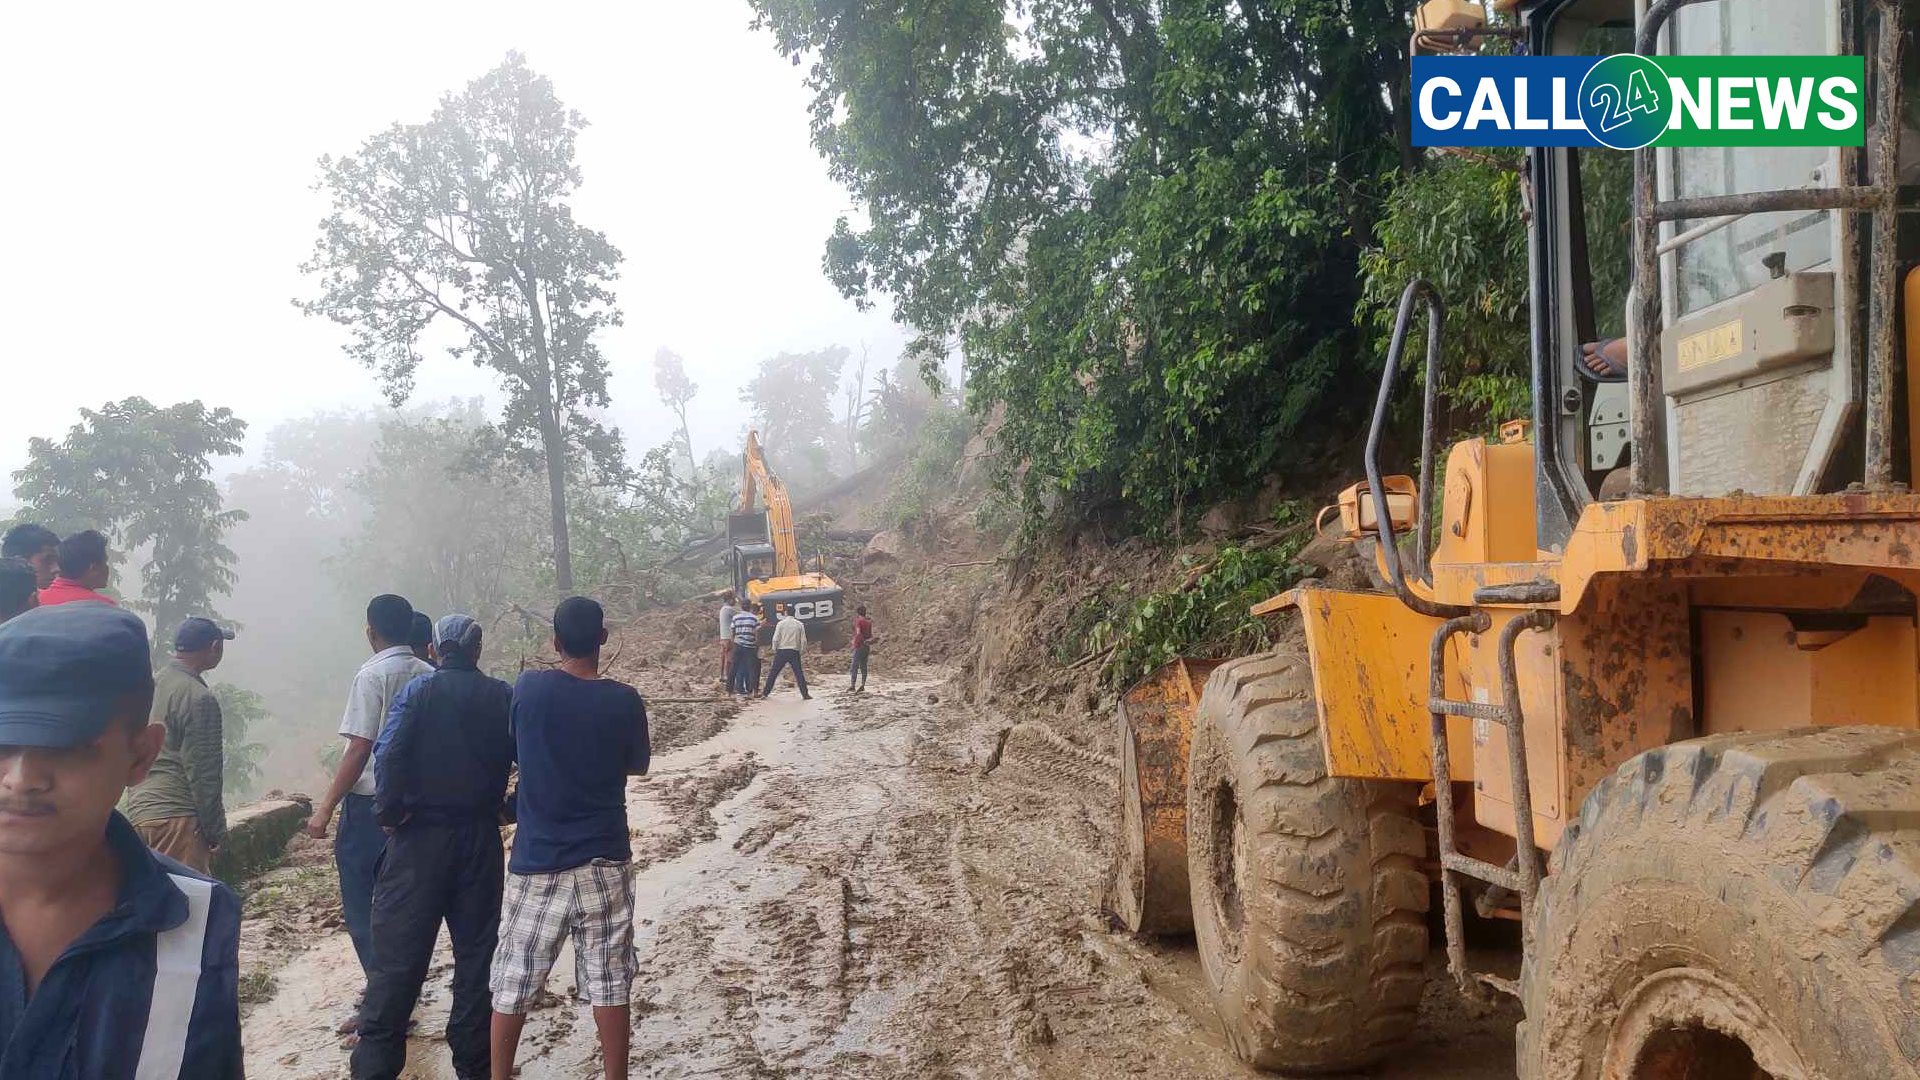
(1412, 54, 1866, 149)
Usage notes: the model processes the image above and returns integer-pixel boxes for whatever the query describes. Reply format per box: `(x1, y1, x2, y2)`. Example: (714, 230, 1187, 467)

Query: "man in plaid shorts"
(490, 597, 650, 1080)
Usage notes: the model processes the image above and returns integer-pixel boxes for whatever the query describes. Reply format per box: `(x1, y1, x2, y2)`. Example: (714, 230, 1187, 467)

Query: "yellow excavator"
(1111, 0, 1920, 1077)
(728, 431, 851, 649)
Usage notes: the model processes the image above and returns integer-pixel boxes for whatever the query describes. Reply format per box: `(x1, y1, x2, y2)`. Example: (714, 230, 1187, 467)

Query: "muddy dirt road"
(242, 672, 1519, 1079)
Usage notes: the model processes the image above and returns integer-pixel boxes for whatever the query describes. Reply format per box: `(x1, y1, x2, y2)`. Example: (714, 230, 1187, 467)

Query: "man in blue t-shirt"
(490, 596, 649, 1080)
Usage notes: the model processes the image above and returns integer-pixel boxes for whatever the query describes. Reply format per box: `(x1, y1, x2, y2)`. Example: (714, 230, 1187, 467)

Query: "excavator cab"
(1114, 1, 1920, 1076)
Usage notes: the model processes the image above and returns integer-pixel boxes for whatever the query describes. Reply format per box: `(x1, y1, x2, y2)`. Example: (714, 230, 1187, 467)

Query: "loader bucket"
(1113, 657, 1223, 935)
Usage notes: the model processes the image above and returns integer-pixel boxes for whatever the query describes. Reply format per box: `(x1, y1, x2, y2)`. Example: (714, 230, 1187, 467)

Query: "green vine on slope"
(1092, 505, 1313, 690)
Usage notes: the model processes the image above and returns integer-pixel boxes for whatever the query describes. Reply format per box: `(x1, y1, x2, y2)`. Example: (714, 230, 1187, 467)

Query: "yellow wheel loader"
(1113, 0, 1920, 1075)
(729, 431, 852, 649)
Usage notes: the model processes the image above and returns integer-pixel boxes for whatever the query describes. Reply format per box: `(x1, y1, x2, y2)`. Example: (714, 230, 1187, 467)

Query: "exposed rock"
(212, 796, 312, 886)
(864, 530, 908, 562)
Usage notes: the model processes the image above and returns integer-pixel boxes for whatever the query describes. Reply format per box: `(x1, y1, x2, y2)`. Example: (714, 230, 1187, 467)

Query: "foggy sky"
(1, 1, 909, 481)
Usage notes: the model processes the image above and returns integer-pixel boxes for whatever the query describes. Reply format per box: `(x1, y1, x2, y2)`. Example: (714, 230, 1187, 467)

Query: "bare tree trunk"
(521, 264, 574, 592)
(675, 404, 696, 476)
(845, 343, 870, 472)
(542, 416, 574, 591)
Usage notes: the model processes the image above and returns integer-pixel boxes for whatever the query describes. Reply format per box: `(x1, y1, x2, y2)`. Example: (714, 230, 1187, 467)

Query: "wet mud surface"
(242, 672, 1518, 1079)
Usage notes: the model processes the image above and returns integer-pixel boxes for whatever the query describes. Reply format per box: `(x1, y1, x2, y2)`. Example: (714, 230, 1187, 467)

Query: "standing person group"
(3, 521, 239, 878)
(352, 614, 510, 1080)
(297, 593, 648, 1080)
(713, 594, 879, 698)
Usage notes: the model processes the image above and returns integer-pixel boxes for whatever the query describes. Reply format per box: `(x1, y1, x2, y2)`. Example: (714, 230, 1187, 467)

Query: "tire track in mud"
(242, 675, 1514, 1079)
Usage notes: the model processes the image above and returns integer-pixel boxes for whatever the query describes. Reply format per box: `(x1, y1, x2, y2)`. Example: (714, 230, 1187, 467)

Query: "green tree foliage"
(1359, 152, 1532, 425)
(750, 0, 1419, 532)
(886, 402, 972, 531)
(859, 366, 942, 462)
(297, 52, 626, 590)
(12, 398, 247, 644)
(739, 346, 849, 491)
(211, 682, 269, 798)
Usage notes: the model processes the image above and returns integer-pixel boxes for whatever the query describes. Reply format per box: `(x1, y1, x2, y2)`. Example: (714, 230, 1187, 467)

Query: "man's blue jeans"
(335, 792, 385, 978)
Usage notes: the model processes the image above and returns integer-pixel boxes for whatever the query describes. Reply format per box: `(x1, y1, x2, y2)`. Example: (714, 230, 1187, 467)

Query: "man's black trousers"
(762, 648, 809, 697)
(350, 819, 503, 1080)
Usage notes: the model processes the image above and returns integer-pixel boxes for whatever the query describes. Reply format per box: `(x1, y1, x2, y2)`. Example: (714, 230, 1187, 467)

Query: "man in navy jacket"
(0, 603, 243, 1079)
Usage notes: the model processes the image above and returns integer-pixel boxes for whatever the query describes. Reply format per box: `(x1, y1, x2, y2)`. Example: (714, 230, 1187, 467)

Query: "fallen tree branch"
(1068, 644, 1115, 671)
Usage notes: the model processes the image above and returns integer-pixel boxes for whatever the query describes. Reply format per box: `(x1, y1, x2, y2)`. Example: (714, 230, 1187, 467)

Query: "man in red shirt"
(36, 530, 118, 608)
(849, 605, 874, 692)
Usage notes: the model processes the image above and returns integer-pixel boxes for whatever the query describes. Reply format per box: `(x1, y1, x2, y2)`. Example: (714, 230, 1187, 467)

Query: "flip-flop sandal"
(1583, 338, 1627, 376)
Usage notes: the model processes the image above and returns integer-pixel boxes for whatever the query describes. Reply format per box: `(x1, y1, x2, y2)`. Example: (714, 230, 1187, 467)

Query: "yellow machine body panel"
(1293, 587, 1474, 783)
(1283, 434, 1920, 852)
(746, 572, 840, 601)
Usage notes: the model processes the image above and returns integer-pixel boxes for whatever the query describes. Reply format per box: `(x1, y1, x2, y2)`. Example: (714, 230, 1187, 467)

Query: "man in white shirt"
(760, 604, 812, 700)
(716, 591, 737, 689)
(304, 594, 433, 1033)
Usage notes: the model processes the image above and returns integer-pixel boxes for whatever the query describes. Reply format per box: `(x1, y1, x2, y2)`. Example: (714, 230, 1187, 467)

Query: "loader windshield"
(1667, 2, 1836, 317)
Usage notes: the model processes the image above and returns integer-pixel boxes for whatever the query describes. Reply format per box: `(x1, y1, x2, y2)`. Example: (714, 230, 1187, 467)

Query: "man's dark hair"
(116, 683, 158, 731)
(722, 590, 735, 603)
(1, 523, 57, 561)
(552, 596, 605, 658)
(0, 558, 34, 620)
(367, 594, 415, 645)
(856, 605, 867, 616)
(408, 611, 433, 649)
(56, 530, 109, 579)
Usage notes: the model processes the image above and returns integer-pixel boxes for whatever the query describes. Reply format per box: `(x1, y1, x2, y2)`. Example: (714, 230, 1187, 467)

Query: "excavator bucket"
(1112, 657, 1222, 935)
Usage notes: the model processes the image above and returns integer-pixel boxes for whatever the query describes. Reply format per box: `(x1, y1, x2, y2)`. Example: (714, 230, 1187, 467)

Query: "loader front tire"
(1520, 726, 1920, 1080)
(1185, 647, 1429, 1073)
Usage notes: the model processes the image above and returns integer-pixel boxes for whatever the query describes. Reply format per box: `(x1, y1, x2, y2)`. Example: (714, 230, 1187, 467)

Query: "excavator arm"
(741, 430, 800, 578)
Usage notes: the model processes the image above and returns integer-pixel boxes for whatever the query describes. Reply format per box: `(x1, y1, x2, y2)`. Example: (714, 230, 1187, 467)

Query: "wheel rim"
(1600, 966, 1807, 1080)
(1207, 777, 1246, 961)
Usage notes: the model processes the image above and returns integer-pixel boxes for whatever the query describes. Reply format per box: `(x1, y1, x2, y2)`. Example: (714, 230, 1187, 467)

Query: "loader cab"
(1521, 0, 1891, 552)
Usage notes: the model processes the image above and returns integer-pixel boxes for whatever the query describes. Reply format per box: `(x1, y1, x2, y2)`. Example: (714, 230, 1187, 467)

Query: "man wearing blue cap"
(124, 616, 235, 873)
(0, 603, 242, 1078)
(352, 614, 513, 1080)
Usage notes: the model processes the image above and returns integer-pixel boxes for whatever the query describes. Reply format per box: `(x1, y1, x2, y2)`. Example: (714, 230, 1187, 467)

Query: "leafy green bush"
(1359, 152, 1532, 428)
(211, 683, 268, 799)
(1095, 507, 1313, 690)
